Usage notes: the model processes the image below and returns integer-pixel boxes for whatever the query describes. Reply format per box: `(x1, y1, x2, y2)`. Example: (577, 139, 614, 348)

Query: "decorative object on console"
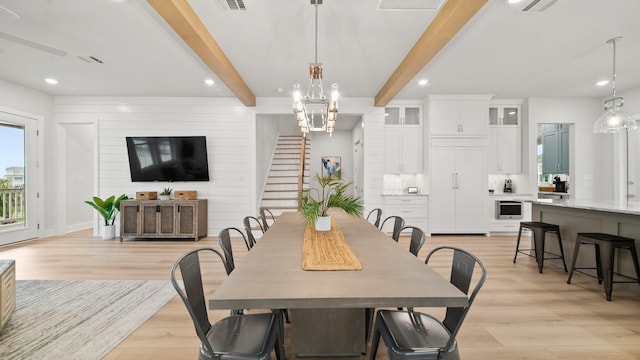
(292, 0, 338, 136)
(159, 187, 172, 200)
(174, 190, 197, 200)
(136, 191, 157, 200)
(593, 37, 638, 134)
(297, 173, 362, 231)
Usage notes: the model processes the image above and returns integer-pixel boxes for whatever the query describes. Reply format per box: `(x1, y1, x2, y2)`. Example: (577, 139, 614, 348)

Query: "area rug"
(0, 280, 176, 360)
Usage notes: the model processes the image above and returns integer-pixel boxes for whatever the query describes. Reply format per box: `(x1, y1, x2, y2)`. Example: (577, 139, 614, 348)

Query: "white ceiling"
(0, 0, 639, 103)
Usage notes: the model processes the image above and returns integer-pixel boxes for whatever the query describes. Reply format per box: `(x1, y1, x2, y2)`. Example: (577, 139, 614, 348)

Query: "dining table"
(209, 210, 468, 357)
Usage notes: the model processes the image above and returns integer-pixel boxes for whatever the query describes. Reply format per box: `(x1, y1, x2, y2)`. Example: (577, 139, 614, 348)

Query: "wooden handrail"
(298, 136, 306, 193)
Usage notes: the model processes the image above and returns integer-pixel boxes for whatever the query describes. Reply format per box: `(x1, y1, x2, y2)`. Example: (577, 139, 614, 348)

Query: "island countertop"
(529, 198, 640, 216)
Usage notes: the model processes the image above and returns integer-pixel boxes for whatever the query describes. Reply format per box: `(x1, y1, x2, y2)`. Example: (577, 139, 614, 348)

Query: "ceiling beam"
(374, 0, 488, 107)
(148, 0, 256, 106)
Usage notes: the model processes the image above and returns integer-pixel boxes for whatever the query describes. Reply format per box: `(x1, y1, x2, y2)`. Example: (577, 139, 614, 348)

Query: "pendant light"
(593, 37, 638, 134)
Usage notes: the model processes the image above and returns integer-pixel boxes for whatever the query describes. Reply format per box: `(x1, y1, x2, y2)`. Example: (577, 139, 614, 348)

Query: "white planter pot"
(315, 216, 331, 232)
(101, 225, 116, 240)
(159, 195, 171, 200)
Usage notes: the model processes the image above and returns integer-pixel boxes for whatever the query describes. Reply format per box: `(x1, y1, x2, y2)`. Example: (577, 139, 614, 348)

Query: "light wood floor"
(1, 229, 640, 360)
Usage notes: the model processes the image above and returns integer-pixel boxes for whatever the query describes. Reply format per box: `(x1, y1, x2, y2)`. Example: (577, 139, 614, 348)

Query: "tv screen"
(125, 136, 210, 182)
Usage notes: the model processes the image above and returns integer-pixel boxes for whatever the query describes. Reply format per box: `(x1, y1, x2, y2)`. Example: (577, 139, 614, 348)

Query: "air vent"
(76, 55, 104, 64)
(519, 0, 558, 12)
(377, 0, 446, 11)
(217, 0, 246, 11)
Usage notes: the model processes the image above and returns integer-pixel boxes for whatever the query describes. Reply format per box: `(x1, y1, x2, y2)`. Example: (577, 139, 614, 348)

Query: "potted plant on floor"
(159, 187, 172, 200)
(296, 172, 363, 231)
(85, 194, 128, 239)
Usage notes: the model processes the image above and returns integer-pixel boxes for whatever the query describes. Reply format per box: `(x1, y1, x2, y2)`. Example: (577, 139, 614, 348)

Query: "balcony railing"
(1, 189, 25, 225)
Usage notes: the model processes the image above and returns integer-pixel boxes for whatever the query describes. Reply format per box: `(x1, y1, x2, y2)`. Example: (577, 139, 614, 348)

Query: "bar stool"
(567, 233, 640, 301)
(513, 221, 568, 273)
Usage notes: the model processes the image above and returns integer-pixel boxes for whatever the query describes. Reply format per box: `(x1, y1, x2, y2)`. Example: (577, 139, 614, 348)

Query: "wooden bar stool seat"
(513, 221, 568, 273)
(567, 233, 640, 301)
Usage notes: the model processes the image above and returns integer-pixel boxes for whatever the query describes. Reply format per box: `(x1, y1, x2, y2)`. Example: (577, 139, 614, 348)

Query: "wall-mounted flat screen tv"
(126, 136, 210, 182)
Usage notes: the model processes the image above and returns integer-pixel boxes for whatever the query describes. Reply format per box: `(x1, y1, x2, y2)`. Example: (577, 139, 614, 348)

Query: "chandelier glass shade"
(593, 37, 638, 134)
(293, 2, 338, 136)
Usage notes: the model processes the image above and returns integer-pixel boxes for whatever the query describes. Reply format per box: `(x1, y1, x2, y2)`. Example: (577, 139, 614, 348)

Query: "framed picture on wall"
(321, 156, 341, 179)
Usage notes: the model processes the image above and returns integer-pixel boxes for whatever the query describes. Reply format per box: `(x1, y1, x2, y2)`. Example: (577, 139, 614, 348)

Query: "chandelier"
(593, 37, 638, 134)
(293, 0, 338, 137)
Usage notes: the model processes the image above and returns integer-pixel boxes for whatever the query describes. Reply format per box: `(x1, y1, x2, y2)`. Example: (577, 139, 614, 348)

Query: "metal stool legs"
(514, 222, 567, 273)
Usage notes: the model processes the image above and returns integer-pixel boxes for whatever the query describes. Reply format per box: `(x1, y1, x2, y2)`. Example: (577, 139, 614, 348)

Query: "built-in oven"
(495, 200, 523, 220)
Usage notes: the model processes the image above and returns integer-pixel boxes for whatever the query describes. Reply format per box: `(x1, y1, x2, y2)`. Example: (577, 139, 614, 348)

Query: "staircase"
(260, 135, 309, 217)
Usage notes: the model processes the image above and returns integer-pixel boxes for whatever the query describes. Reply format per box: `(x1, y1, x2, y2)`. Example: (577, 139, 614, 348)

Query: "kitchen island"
(530, 199, 640, 295)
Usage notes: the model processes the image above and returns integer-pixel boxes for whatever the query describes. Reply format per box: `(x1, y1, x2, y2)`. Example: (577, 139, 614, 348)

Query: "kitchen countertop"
(538, 191, 569, 195)
(529, 198, 640, 216)
(381, 193, 428, 196)
(489, 192, 533, 197)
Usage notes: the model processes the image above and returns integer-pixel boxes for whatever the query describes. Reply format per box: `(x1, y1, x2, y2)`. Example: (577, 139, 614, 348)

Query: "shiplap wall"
(54, 97, 257, 235)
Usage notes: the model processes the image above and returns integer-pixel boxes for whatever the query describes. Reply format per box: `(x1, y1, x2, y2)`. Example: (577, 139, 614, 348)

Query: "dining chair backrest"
(218, 227, 250, 275)
(366, 208, 383, 228)
(424, 246, 487, 353)
(170, 247, 222, 357)
(259, 208, 276, 231)
(399, 226, 426, 257)
(380, 216, 405, 242)
(243, 216, 264, 248)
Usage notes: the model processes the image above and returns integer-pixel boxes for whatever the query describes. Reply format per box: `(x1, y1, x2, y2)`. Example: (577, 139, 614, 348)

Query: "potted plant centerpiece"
(85, 194, 128, 239)
(296, 172, 363, 231)
(159, 187, 172, 200)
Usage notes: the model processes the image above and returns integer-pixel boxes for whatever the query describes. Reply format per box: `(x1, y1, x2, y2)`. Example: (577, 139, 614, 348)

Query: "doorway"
(0, 110, 39, 245)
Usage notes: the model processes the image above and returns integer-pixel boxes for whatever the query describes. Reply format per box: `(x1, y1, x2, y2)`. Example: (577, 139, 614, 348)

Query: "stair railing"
(298, 136, 306, 193)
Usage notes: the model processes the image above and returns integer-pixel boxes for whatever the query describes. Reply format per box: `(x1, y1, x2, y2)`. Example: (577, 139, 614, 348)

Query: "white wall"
(527, 97, 609, 200)
(0, 79, 53, 236)
(53, 96, 257, 235)
(63, 124, 94, 232)
(255, 115, 279, 210)
(309, 130, 354, 191)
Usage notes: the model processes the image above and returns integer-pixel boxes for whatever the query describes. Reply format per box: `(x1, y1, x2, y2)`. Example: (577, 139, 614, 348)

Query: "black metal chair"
(400, 226, 426, 257)
(380, 216, 405, 242)
(366, 208, 383, 228)
(259, 208, 276, 231)
(170, 248, 285, 360)
(370, 246, 487, 360)
(217, 227, 251, 276)
(243, 216, 265, 248)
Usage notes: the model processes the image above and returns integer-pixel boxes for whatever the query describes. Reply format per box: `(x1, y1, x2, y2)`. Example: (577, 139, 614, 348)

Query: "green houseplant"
(159, 187, 172, 200)
(85, 194, 128, 239)
(296, 173, 363, 231)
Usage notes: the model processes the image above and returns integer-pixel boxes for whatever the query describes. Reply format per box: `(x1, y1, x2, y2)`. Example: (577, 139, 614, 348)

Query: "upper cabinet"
(428, 95, 491, 137)
(384, 104, 423, 173)
(384, 105, 421, 126)
(541, 124, 569, 174)
(489, 104, 520, 125)
(488, 100, 522, 174)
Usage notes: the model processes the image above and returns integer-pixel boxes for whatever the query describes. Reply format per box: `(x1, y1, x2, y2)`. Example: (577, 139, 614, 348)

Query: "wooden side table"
(0, 259, 16, 331)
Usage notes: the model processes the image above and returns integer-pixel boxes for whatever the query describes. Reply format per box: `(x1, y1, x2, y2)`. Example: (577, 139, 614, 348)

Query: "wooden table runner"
(302, 217, 362, 271)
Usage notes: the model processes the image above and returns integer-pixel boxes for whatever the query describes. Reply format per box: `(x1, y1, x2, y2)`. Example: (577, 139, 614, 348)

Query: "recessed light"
(204, 79, 215, 86)
(277, 88, 284, 93)
(418, 79, 428, 86)
(45, 78, 58, 85)
(507, 0, 523, 4)
(596, 80, 609, 86)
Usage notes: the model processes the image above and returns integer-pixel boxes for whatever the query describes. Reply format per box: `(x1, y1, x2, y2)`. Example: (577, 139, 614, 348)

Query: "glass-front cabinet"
(489, 104, 520, 125)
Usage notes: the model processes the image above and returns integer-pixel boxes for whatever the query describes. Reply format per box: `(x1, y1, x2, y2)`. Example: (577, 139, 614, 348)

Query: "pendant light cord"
(314, 2, 318, 63)
(612, 37, 617, 99)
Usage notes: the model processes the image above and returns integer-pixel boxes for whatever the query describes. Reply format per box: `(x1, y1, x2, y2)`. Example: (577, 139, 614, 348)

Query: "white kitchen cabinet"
(384, 196, 428, 235)
(488, 194, 532, 233)
(429, 98, 489, 137)
(489, 104, 520, 125)
(488, 126, 521, 173)
(429, 145, 488, 233)
(384, 105, 423, 173)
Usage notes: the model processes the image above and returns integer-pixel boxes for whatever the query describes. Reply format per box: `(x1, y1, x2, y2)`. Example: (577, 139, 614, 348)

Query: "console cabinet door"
(120, 202, 141, 236)
(176, 203, 196, 237)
